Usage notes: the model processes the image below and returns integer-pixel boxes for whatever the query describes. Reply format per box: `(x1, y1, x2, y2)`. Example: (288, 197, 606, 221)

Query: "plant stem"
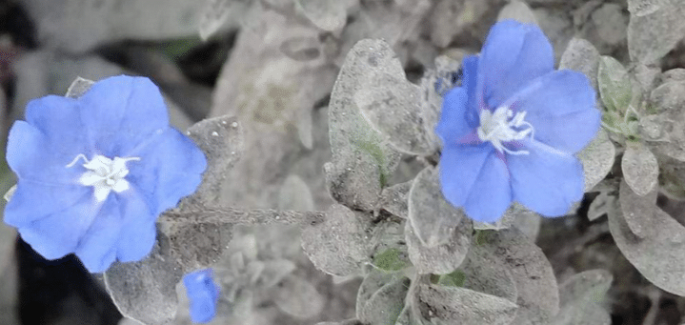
(160, 206, 325, 226)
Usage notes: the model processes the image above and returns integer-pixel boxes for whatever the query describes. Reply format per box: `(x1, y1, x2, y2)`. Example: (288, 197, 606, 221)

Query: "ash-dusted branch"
(161, 206, 325, 226)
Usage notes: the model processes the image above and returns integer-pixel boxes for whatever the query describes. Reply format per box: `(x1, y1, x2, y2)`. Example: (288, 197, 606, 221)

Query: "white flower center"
(477, 106, 535, 155)
(66, 154, 140, 202)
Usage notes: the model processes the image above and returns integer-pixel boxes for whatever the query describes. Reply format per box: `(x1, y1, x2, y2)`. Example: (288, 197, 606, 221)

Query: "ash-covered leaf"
(198, 0, 249, 40)
(577, 129, 615, 191)
(627, 0, 685, 63)
(379, 180, 412, 219)
(65, 76, 95, 98)
(274, 274, 325, 319)
(408, 167, 465, 247)
(476, 229, 560, 325)
(648, 79, 685, 161)
(278, 174, 315, 211)
(301, 204, 372, 276)
(598, 56, 632, 114)
(356, 270, 410, 325)
(608, 192, 685, 296)
(437, 269, 467, 287)
(558, 269, 612, 307)
(420, 55, 463, 151)
(621, 142, 659, 196)
(280, 36, 322, 62)
(417, 283, 518, 325)
(159, 221, 234, 272)
(587, 190, 616, 221)
(373, 248, 410, 272)
(355, 71, 433, 155)
(324, 155, 383, 211)
(550, 304, 611, 325)
(185, 116, 243, 206)
(369, 220, 411, 272)
(474, 203, 541, 241)
(659, 155, 685, 200)
(295, 0, 347, 33)
(455, 242, 518, 304)
(559, 38, 600, 91)
(405, 216, 471, 275)
(104, 232, 184, 325)
(497, 0, 538, 24)
(619, 180, 685, 242)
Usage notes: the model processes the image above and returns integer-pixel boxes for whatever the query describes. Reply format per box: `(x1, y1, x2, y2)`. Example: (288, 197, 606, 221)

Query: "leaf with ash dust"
(104, 231, 184, 325)
(621, 142, 659, 196)
(648, 78, 685, 161)
(327, 39, 403, 210)
(65, 76, 95, 98)
(587, 189, 616, 222)
(497, 0, 538, 25)
(659, 155, 685, 200)
(408, 167, 466, 247)
(198, 0, 250, 40)
(405, 216, 471, 275)
(559, 38, 600, 91)
(608, 191, 685, 296)
(474, 229, 559, 325)
(627, 0, 685, 63)
(159, 220, 234, 272)
(597, 56, 632, 115)
(184, 115, 244, 206)
(619, 180, 685, 242)
(378, 180, 412, 219)
(278, 174, 315, 211)
(576, 129, 615, 192)
(301, 204, 373, 276)
(474, 203, 541, 241)
(295, 0, 347, 33)
(355, 66, 433, 155)
(369, 220, 410, 272)
(356, 270, 410, 325)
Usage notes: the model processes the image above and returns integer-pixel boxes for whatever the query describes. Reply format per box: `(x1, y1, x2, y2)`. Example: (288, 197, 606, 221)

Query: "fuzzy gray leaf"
(357, 271, 410, 325)
(627, 0, 685, 63)
(408, 167, 465, 247)
(559, 38, 600, 91)
(328, 39, 403, 209)
(597, 56, 632, 114)
(355, 72, 433, 155)
(608, 194, 685, 296)
(104, 232, 183, 325)
(405, 217, 471, 275)
(158, 220, 234, 272)
(369, 221, 410, 272)
(295, 0, 347, 33)
(587, 190, 616, 221)
(198, 0, 249, 40)
(497, 0, 538, 24)
(619, 180, 685, 242)
(417, 283, 518, 325)
(274, 275, 325, 319)
(621, 142, 659, 196)
(659, 155, 685, 200)
(648, 79, 685, 161)
(558, 270, 612, 307)
(185, 116, 244, 206)
(379, 181, 412, 219)
(278, 174, 315, 211)
(458, 242, 519, 304)
(65, 76, 95, 98)
(550, 304, 611, 325)
(477, 229, 560, 325)
(301, 204, 372, 276)
(577, 129, 615, 191)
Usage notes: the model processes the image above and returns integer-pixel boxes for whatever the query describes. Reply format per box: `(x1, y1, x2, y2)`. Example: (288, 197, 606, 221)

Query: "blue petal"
(127, 128, 207, 216)
(479, 20, 554, 109)
(4, 179, 90, 227)
(509, 70, 600, 154)
(184, 269, 220, 324)
(25, 95, 92, 156)
(439, 143, 494, 208)
(461, 55, 481, 126)
(78, 75, 170, 157)
(114, 188, 157, 263)
(462, 153, 512, 222)
(75, 196, 122, 272)
(508, 140, 584, 217)
(6, 121, 84, 185)
(16, 195, 101, 260)
(436, 88, 471, 145)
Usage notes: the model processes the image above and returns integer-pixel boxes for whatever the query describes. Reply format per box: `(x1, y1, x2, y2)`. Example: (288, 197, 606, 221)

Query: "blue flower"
(4, 75, 207, 272)
(436, 20, 600, 222)
(184, 269, 220, 324)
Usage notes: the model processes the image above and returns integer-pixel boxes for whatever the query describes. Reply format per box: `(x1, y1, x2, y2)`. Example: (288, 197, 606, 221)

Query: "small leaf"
(301, 204, 372, 276)
(622, 142, 659, 196)
(408, 167, 465, 247)
(627, 0, 685, 63)
(198, 0, 249, 40)
(357, 271, 410, 325)
(438, 269, 467, 287)
(65, 76, 95, 98)
(619, 180, 685, 242)
(295, 0, 347, 33)
(280, 36, 321, 62)
(417, 283, 519, 325)
(598, 56, 632, 114)
(497, 0, 538, 24)
(559, 38, 600, 91)
(587, 190, 616, 221)
(278, 174, 315, 211)
(648, 80, 685, 162)
(577, 129, 616, 191)
(608, 197, 685, 295)
(558, 269, 612, 307)
(378, 180, 412, 219)
(373, 248, 410, 272)
(405, 217, 471, 275)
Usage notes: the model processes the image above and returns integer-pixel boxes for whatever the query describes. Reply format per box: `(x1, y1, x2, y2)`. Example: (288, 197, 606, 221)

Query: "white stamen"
(66, 154, 140, 202)
(477, 106, 535, 155)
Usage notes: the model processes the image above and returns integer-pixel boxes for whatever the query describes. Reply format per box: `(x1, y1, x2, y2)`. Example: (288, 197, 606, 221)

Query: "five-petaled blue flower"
(436, 20, 600, 222)
(4, 75, 207, 272)
(184, 268, 220, 324)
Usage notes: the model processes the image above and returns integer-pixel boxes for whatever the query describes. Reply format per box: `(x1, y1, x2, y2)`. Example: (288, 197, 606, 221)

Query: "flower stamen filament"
(66, 154, 140, 202)
(477, 106, 535, 155)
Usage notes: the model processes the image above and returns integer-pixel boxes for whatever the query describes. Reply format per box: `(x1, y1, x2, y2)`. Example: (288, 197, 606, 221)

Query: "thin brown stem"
(160, 206, 325, 226)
